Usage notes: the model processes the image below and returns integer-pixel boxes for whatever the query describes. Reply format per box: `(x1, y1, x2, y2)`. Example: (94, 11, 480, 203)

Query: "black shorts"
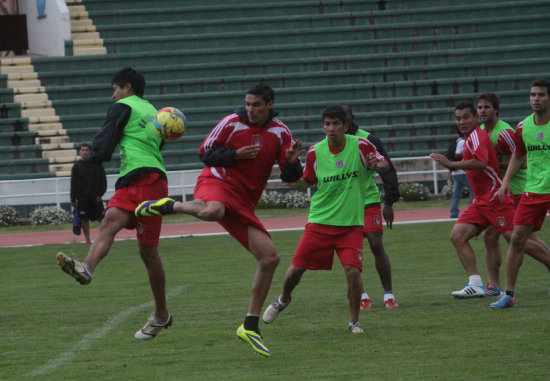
(78, 199, 104, 221)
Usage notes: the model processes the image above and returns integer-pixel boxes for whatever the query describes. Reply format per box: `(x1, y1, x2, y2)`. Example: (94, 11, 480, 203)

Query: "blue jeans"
(450, 173, 474, 218)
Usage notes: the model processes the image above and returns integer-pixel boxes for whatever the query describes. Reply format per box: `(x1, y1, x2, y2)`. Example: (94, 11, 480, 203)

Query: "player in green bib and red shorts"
(262, 105, 389, 334)
(56, 68, 173, 340)
(492, 78, 550, 308)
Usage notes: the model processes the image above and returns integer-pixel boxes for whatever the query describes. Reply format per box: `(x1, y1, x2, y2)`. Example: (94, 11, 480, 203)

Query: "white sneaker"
(349, 322, 364, 334)
(262, 297, 290, 324)
(452, 284, 485, 299)
(135, 314, 173, 340)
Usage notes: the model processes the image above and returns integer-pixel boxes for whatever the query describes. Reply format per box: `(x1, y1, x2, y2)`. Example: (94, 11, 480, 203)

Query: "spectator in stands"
(57, 67, 174, 341)
(492, 78, 550, 308)
(70, 142, 107, 245)
(261, 104, 389, 334)
(447, 131, 474, 219)
(341, 104, 400, 310)
(430, 102, 544, 300)
(476, 92, 550, 298)
(134, 82, 304, 357)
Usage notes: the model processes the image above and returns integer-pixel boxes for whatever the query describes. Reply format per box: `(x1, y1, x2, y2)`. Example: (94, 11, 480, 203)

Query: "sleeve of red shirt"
(466, 131, 489, 163)
(496, 129, 516, 155)
(514, 122, 527, 156)
(198, 117, 233, 156)
(358, 137, 387, 166)
(301, 146, 318, 185)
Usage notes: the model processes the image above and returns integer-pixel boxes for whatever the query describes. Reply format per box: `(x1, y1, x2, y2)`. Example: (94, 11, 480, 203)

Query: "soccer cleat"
(490, 294, 515, 309)
(360, 297, 372, 310)
(384, 298, 399, 309)
(236, 324, 271, 357)
(56, 252, 92, 285)
(485, 284, 502, 296)
(452, 284, 485, 299)
(262, 297, 291, 324)
(349, 322, 364, 334)
(135, 198, 175, 217)
(135, 314, 173, 340)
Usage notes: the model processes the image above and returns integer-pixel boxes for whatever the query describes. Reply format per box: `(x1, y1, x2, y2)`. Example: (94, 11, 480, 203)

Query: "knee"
(259, 249, 280, 270)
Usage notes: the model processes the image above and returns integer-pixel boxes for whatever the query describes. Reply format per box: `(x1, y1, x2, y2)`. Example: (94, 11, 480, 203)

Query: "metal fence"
(0, 157, 448, 208)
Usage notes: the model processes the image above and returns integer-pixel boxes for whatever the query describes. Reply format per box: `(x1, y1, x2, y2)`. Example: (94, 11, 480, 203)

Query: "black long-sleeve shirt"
(70, 159, 107, 204)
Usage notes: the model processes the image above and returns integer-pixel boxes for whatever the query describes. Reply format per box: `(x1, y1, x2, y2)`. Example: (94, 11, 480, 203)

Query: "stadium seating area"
(1, 0, 550, 179)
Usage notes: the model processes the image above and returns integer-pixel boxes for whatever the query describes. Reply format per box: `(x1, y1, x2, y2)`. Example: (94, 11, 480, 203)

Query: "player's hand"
(383, 204, 394, 229)
(366, 153, 378, 170)
(235, 145, 260, 160)
(286, 140, 304, 164)
(430, 153, 452, 169)
(499, 183, 512, 202)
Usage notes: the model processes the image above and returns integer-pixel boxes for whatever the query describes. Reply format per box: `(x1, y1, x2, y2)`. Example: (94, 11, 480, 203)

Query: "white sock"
(361, 291, 370, 300)
(468, 275, 483, 287)
(383, 293, 395, 302)
(278, 297, 288, 306)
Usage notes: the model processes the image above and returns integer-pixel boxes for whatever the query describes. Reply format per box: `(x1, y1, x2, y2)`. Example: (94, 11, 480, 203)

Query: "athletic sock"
(468, 275, 483, 287)
(505, 290, 514, 298)
(361, 290, 370, 300)
(244, 314, 260, 333)
(278, 297, 289, 306)
(383, 290, 394, 302)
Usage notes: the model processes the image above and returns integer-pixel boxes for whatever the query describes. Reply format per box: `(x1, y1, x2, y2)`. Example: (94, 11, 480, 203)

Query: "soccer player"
(430, 102, 543, 299)
(342, 104, 400, 309)
(262, 105, 389, 334)
(477, 92, 550, 297)
(57, 67, 173, 340)
(492, 78, 550, 308)
(70, 142, 107, 245)
(135, 82, 303, 356)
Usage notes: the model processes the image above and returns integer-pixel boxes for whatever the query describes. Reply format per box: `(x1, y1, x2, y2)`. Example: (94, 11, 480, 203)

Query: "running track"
(0, 208, 456, 248)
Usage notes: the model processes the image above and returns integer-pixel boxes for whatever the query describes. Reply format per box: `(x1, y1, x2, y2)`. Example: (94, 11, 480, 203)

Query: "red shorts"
(107, 172, 167, 246)
(363, 204, 384, 235)
(194, 176, 270, 249)
(514, 193, 550, 231)
(292, 223, 364, 271)
(457, 198, 515, 233)
(513, 194, 522, 209)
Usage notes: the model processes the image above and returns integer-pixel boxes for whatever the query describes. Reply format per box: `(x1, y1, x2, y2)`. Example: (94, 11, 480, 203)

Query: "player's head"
(529, 78, 550, 113)
(454, 101, 477, 136)
(77, 143, 91, 159)
(475, 92, 500, 125)
(245, 82, 274, 126)
(111, 67, 145, 100)
(322, 105, 349, 142)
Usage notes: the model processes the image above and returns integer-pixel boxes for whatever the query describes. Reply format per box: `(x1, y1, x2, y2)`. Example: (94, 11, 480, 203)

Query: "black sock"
(505, 290, 514, 298)
(244, 315, 260, 333)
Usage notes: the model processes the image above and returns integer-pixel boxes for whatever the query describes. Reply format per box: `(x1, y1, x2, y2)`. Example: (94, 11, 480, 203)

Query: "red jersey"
(198, 112, 295, 206)
(302, 137, 386, 184)
(462, 126, 502, 204)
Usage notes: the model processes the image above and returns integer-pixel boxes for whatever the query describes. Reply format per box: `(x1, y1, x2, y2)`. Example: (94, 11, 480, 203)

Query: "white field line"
(28, 285, 185, 377)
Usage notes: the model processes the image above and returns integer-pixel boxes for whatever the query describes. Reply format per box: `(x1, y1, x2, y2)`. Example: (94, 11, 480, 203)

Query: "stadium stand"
(0, 0, 549, 179)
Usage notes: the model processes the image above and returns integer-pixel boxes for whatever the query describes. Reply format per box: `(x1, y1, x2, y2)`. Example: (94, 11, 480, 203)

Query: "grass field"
(1, 218, 549, 380)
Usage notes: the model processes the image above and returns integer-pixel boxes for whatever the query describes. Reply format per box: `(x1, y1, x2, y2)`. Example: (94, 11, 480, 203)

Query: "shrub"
(258, 190, 310, 209)
(30, 206, 71, 225)
(399, 182, 430, 201)
(0, 205, 19, 227)
(441, 180, 453, 199)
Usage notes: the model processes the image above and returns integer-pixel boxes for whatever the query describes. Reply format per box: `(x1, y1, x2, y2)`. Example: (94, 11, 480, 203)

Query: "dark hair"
(322, 104, 348, 124)
(111, 67, 145, 97)
(530, 78, 550, 94)
(78, 142, 91, 151)
(247, 82, 274, 103)
(455, 101, 476, 116)
(475, 92, 500, 114)
(338, 103, 354, 122)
